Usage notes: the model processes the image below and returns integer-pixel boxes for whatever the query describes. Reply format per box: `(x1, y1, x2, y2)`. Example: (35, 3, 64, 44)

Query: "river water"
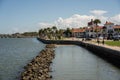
(0, 38, 45, 80)
(0, 38, 120, 80)
(51, 45, 120, 80)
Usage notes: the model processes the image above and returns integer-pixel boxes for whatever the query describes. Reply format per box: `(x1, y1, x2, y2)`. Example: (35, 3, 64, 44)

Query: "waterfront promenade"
(64, 38, 120, 52)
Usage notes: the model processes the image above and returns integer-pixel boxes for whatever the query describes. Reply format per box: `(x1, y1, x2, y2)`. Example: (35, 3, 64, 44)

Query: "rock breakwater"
(21, 44, 55, 80)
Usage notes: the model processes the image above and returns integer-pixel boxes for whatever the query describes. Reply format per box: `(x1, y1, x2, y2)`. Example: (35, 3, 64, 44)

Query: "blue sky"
(0, 0, 120, 34)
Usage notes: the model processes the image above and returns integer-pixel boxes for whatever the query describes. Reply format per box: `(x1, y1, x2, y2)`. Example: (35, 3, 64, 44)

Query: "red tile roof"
(104, 21, 114, 25)
(113, 25, 120, 29)
(71, 25, 120, 33)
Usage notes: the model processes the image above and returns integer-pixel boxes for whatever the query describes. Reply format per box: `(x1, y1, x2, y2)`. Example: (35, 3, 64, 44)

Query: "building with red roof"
(71, 20, 120, 39)
(72, 28, 85, 38)
(113, 25, 120, 35)
(104, 21, 114, 25)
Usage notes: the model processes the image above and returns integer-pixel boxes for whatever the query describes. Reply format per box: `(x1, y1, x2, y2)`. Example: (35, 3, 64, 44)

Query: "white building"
(103, 21, 115, 39)
(87, 19, 103, 38)
(104, 21, 114, 33)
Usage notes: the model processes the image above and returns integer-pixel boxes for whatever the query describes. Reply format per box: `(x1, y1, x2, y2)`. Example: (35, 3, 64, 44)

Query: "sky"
(0, 0, 120, 34)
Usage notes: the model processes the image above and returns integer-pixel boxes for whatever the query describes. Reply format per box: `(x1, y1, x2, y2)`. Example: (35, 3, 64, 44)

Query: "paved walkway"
(64, 38, 120, 52)
(84, 41, 120, 52)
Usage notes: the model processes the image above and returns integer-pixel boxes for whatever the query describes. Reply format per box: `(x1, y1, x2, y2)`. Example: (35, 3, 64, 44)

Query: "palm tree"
(58, 29, 64, 39)
(46, 27, 52, 39)
(52, 26, 57, 31)
(64, 28, 72, 37)
(39, 29, 44, 38)
(52, 26, 57, 40)
(47, 27, 51, 32)
(94, 19, 101, 40)
(94, 19, 101, 26)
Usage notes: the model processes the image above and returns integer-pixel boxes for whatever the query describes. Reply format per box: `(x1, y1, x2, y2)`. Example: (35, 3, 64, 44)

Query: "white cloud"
(110, 14, 120, 24)
(38, 10, 120, 29)
(90, 10, 107, 16)
(55, 14, 95, 28)
(38, 14, 96, 29)
(38, 22, 54, 29)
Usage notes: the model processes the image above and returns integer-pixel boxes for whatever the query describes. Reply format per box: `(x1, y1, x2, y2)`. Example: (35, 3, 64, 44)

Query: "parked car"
(113, 35, 120, 41)
(99, 36, 103, 40)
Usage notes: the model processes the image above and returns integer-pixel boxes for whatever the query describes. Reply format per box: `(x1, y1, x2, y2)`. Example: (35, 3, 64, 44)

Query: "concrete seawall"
(37, 38, 120, 68)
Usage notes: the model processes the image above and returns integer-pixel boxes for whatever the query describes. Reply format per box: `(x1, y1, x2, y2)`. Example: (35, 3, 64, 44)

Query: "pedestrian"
(102, 39, 104, 45)
(97, 40, 100, 45)
(82, 38, 84, 41)
(97, 38, 100, 45)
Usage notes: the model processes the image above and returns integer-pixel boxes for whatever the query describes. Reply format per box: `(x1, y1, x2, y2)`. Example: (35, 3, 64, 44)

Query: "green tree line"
(38, 26, 72, 40)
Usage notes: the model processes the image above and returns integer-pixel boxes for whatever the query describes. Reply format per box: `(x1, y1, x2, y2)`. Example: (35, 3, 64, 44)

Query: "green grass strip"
(105, 41, 120, 47)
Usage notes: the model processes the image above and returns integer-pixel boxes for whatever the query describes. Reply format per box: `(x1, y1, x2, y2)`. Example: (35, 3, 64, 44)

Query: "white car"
(99, 36, 103, 40)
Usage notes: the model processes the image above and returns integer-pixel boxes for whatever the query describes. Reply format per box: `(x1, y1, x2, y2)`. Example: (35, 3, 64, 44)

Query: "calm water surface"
(0, 38, 120, 80)
(0, 38, 45, 80)
(51, 45, 120, 80)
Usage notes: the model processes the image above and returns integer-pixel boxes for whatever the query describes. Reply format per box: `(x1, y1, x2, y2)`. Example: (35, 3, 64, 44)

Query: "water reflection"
(51, 45, 120, 80)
